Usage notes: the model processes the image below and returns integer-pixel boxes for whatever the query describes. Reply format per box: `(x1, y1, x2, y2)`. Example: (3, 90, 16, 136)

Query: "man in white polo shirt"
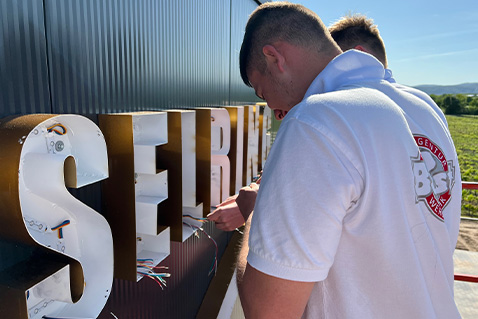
(236, 2, 462, 318)
(208, 15, 451, 236)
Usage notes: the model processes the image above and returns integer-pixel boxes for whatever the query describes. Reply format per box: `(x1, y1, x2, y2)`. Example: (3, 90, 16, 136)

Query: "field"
(446, 115, 478, 218)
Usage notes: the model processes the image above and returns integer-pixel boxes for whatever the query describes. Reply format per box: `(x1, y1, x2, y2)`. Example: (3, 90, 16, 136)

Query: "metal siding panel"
(229, 0, 261, 104)
(0, 0, 51, 117)
(98, 224, 233, 319)
(45, 0, 231, 115)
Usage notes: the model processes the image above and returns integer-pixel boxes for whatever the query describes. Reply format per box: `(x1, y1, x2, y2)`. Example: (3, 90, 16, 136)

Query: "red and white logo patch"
(411, 135, 455, 221)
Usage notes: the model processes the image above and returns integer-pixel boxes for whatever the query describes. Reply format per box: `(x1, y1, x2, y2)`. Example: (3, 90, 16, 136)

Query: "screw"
(55, 141, 64, 152)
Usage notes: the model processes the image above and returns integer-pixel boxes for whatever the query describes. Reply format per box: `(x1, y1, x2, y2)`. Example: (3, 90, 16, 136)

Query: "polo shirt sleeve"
(247, 116, 364, 282)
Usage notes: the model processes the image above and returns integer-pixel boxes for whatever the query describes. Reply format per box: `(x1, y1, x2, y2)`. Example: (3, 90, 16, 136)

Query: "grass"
(446, 115, 478, 218)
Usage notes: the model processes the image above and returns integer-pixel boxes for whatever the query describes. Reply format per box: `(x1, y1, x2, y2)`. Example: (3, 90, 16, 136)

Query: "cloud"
(399, 29, 478, 43)
(395, 48, 478, 63)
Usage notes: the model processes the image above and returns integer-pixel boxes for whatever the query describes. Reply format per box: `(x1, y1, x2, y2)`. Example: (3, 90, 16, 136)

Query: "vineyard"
(447, 115, 478, 218)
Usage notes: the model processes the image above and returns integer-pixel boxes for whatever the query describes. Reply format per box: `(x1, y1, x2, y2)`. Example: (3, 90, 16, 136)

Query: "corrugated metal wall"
(230, 0, 260, 104)
(99, 223, 234, 318)
(44, 0, 234, 115)
(0, 0, 261, 318)
(0, 0, 259, 116)
(0, 0, 51, 117)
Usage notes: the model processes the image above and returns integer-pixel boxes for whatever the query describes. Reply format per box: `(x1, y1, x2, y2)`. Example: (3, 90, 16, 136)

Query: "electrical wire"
(136, 262, 168, 272)
(252, 170, 263, 183)
(183, 222, 218, 276)
(137, 258, 154, 263)
(137, 259, 170, 290)
(182, 214, 208, 222)
(51, 220, 70, 239)
(137, 271, 170, 289)
(47, 123, 67, 135)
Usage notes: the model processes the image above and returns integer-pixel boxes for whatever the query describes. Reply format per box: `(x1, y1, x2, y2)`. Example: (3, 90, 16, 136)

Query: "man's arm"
(207, 194, 244, 231)
(207, 183, 259, 231)
(236, 216, 315, 318)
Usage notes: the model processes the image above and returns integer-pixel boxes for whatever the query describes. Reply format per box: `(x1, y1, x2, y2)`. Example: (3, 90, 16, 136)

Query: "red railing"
(462, 182, 478, 190)
(454, 274, 478, 283)
(454, 181, 478, 283)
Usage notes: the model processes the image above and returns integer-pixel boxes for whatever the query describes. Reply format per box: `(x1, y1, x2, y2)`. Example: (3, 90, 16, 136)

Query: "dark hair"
(329, 14, 388, 68)
(239, 1, 337, 86)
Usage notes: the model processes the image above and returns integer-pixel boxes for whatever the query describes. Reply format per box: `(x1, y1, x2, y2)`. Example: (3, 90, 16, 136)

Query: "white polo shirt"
(247, 50, 461, 318)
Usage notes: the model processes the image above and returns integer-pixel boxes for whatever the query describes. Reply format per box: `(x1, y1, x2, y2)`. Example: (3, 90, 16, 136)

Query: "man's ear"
(262, 44, 286, 73)
(354, 45, 368, 53)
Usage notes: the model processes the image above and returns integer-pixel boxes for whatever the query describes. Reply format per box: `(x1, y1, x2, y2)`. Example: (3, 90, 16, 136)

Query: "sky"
(286, 0, 478, 86)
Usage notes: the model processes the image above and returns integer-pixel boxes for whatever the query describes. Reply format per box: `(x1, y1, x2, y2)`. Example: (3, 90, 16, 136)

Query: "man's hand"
(207, 182, 260, 231)
(207, 194, 245, 231)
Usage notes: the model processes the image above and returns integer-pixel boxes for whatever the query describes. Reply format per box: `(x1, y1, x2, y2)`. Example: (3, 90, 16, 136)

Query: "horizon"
(285, 0, 478, 87)
(413, 82, 478, 87)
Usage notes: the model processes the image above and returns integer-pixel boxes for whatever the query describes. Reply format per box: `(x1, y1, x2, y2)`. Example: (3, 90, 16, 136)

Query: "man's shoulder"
(304, 85, 390, 108)
(392, 83, 432, 101)
(288, 86, 396, 126)
(390, 83, 448, 125)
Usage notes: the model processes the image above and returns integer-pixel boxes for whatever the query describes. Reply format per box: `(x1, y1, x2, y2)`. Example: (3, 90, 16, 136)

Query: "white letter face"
(18, 115, 113, 318)
(211, 108, 231, 206)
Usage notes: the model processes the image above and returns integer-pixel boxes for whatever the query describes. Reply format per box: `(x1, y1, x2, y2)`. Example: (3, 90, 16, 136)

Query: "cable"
(183, 222, 218, 276)
(183, 214, 208, 222)
(47, 123, 67, 135)
(137, 271, 170, 289)
(51, 220, 70, 239)
(136, 262, 168, 272)
(137, 259, 170, 289)
(137, 258, 154, 263)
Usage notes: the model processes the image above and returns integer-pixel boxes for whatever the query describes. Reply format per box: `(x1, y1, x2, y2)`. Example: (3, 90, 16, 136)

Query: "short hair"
(239, 1, 339, 87)
(329, 14, 388, 68)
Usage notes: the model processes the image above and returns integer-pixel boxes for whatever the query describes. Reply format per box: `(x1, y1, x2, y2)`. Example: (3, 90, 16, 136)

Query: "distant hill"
(412, 83, 478, 95)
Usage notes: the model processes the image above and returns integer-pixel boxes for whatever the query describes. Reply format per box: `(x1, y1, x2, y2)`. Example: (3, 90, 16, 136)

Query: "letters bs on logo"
(411, 135, 456, 221)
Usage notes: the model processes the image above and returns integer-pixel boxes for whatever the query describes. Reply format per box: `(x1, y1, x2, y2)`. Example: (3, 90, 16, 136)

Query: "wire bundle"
(182, 216, 218, 276)
(51, 220, 70, 239)
(47, 123, 67, 135)
(182, 214, 208, 222)
(137, 259, 170, 289)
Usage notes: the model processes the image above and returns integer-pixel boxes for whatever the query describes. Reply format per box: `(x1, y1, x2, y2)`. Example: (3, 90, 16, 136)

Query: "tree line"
(430, 94, 478, 115)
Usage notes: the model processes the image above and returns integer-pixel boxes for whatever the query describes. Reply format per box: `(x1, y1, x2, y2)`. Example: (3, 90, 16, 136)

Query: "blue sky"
(289, 0, 478, 86)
